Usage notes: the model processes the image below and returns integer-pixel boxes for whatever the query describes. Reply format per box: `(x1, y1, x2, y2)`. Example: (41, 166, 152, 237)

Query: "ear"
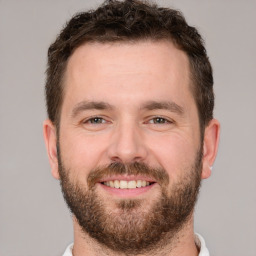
(43, 119, 60, 180)
(201, 119, 220, 179)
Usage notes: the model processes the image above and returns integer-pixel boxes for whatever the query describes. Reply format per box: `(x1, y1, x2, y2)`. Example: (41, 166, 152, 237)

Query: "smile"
(98, 176, 157, 197)
(102, 180, 155, 189)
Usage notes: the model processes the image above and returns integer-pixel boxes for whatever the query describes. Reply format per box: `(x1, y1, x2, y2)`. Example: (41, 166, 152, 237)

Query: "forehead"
(63, 40, 193, 110)
(67, 40, 190, 81)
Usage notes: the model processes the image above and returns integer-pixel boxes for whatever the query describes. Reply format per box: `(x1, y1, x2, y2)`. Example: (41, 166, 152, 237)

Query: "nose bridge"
(108, 118, 147, 163)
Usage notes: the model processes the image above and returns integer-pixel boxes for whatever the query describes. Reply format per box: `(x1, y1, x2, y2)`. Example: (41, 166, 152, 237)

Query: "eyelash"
(147, 117, 172, 124)
(83, 117, 108, 124)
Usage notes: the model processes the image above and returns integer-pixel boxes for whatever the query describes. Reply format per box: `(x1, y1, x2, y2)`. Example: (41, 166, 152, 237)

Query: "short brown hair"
(45, 0, 214, 132)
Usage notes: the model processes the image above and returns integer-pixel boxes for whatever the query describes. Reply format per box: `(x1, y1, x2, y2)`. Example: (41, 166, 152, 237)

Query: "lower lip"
(98, 183, 156, 197)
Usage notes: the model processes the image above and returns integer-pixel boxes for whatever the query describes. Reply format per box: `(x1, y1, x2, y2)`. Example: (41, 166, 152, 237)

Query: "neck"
(72, 216, 199, 256)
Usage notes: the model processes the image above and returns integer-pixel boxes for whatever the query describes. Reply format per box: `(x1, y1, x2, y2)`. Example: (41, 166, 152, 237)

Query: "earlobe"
(43, 119, 60, 180)
(201, 119, 220, 179)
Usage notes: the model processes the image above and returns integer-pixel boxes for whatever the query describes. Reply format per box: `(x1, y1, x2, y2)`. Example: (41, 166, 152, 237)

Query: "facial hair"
(57, 149, 202, 254)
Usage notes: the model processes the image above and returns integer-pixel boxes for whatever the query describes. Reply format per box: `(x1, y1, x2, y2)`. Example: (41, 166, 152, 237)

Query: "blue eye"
(149, 117, 170, 124)
(153, 117, 167, 124)
(81, 116, 110, 131)
(87, 117, 106, 124)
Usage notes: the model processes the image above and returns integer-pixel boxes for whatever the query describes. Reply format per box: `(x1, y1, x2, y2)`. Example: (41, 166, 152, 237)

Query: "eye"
(85, 117, 106, 124)
(148, 117, 171, 124)
(144, 116, 174, 131)
(81, 116, 111, 131)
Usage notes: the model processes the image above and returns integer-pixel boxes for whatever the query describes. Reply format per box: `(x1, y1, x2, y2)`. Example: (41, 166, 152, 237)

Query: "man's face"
(53, 41, 207, 252)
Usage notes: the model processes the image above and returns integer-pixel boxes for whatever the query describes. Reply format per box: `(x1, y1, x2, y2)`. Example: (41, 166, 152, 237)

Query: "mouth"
(101, 179, 155, 189)
(97, 176, 157, 197)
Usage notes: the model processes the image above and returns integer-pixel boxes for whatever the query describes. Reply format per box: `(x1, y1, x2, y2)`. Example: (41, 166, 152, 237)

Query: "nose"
(107, 121, 148, 164)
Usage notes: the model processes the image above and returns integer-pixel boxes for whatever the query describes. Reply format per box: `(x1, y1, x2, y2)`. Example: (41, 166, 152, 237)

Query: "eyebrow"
(71, 100, 184, 118)
(141, 101, 184, 115)
(71, 101, 115, 118)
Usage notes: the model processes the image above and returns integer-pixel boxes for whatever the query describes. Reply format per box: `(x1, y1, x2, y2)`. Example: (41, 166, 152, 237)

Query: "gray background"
(0, 0, 255, 255)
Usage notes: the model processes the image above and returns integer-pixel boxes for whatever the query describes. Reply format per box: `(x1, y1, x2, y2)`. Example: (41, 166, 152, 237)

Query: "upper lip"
(97, 175, 156, 183)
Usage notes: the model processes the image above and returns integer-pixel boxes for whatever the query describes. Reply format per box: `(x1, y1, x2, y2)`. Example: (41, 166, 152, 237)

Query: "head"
(44, 0, 220, 254)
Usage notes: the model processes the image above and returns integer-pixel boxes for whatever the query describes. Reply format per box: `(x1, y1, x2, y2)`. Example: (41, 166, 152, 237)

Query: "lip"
(97, 182, 157, 198)
(98, 175, 156, 183)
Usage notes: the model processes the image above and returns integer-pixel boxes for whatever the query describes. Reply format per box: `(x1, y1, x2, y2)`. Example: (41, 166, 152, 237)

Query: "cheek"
(147, 133, 197, 180)
(59, 130, 109, 175)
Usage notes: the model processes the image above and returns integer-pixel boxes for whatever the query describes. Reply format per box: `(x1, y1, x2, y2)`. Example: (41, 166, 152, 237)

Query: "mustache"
(87, 162, 169, 189)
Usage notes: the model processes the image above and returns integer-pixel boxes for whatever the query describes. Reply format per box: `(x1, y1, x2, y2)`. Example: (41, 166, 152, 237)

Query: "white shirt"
(62, 233, 209, 256)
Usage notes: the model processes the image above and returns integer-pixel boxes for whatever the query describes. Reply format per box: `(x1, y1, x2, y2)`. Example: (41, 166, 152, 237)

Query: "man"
(43, 0, 220, 255)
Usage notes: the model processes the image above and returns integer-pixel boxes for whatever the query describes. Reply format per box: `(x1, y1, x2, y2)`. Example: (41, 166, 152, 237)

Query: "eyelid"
(145, 116, 174, 124)
(82, 115, 111, 124)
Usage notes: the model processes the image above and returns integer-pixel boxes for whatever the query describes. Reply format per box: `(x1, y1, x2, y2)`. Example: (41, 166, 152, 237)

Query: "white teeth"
(103, 180, 152, 189)
(141, 180, 146, 187)
(127, 180, 136, 189)
(137, 180, 142, 188)
(120, 180, 128, 189)
(109, 180, 114, 188)
(114, 180, 120, 188)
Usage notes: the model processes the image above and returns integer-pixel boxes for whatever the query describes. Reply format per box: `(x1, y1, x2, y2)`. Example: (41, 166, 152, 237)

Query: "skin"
(44, 40, 220, 256)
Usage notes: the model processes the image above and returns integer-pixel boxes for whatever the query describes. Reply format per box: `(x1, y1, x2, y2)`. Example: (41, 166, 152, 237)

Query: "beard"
(57, 148, 202, 254)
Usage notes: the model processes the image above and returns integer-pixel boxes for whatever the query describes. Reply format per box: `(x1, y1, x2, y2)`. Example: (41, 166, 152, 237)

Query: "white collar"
(195, 233, 210, 256)
(62, 233, 209, 256)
